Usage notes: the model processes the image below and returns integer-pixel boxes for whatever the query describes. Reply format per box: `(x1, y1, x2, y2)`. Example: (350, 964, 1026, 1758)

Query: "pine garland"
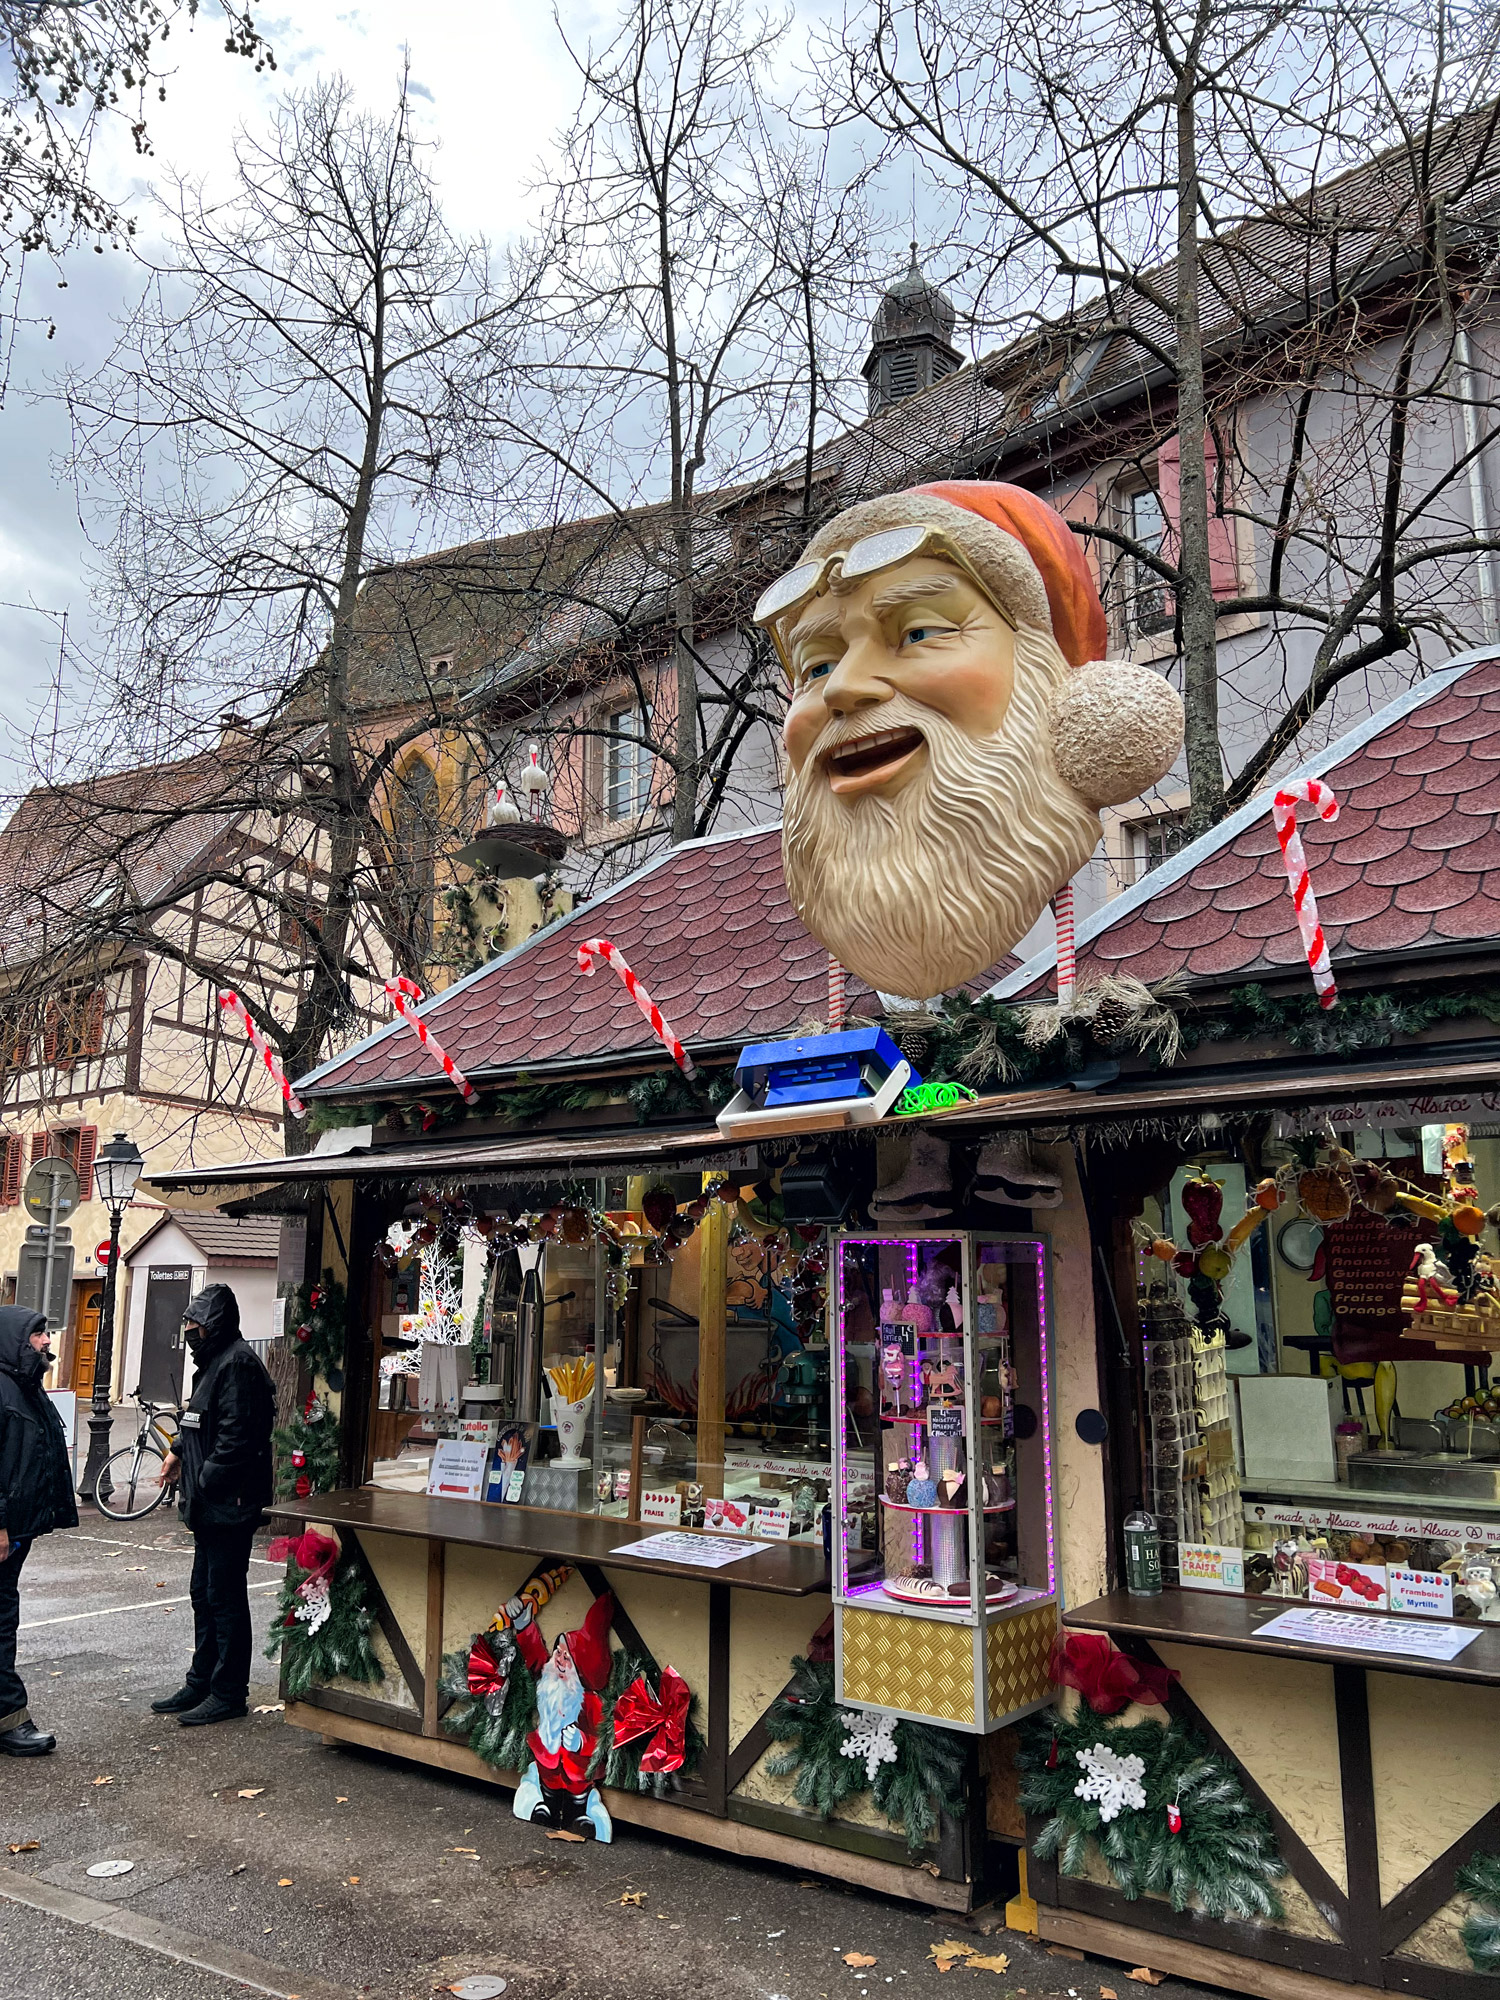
(285, 1271, 346, 1388)
(1458, 1852, 1500, 1973)
(763, 1657, 965, 1855)
(273, 1394, 340, 1500)
(265, 1555, 384, 1701)
(590, 1649, 706, 1798)
(437, 1640, 538, 1771)
(1019, 1702, 1286, 1922)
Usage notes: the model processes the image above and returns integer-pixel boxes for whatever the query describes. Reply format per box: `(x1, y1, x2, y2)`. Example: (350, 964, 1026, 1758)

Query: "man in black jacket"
(0, 1305, 79, 1756)
(154, 1284, 275, 1727)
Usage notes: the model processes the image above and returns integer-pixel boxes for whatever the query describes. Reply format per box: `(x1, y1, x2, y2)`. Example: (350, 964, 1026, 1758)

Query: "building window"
(1124, 809, 1191, 883)
(1126, 487, 1174, 638)
(603, 704, 653, 822)
(45, 987, 106, 1069)
(58, 1125, 99, 1188)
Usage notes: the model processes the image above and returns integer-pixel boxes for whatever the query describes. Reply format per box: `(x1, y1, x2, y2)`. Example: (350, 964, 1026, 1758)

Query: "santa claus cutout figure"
(510, 1589, 615, 1841)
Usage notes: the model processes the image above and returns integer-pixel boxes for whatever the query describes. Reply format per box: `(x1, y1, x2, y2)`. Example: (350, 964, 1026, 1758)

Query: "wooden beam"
(1037, 1906, 1386, 2000)
(339, 1530, 425, 1709)
(705, 1581, 732, 1816)
(1378, 1797, 1500, 1955)
(696, 1197, 728, 1497)
(1333, 1664, 1381, 1985)
(422, 1537, 445, 1736)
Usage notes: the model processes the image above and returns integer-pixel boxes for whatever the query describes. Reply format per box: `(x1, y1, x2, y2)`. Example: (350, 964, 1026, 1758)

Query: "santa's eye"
(901, 622, 953, 646)
(799, 660, 834, 682)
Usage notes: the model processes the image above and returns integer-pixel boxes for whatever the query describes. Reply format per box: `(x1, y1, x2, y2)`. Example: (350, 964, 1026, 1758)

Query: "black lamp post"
(78, 1131, 145, 1505)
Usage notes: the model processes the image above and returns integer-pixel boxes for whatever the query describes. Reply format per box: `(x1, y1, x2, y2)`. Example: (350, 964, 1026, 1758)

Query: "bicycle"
(93, 1396, 182, 1521)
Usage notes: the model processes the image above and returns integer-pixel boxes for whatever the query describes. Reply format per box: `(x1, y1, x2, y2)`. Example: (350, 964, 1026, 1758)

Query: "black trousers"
(0, 1537, 34, 1731)
(187, 1525, 257, 1704)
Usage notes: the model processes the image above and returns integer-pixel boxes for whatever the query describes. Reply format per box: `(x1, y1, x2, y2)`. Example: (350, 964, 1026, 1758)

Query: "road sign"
(25, 1223, 71, 1244)
(17, 1238, 75, 1326)
(23, 1155, 80, 1223)
(95, 1238, 115, 1266)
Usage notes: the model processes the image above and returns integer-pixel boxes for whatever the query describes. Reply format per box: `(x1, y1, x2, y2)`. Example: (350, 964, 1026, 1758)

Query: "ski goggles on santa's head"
(752, 522, 1014, 674)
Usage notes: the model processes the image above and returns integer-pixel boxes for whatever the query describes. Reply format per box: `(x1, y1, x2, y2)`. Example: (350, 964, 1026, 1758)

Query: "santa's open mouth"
(822, 725, 926, 795)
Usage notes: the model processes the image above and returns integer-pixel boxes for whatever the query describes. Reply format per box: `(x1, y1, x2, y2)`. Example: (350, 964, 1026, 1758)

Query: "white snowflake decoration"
(839, 1708, 899, 1783)
(295, 1572, 332, 1634)
(1073, 1743, 1146, 1823)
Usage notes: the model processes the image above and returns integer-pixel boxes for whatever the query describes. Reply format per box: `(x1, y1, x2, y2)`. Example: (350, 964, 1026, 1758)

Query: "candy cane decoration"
(1052, 880, 1077, 1007)
(218, 990, 307, 1118)
(576, 937, 695, 1078)
(383, 976, 476, 1100)
(827, 954, 847, 1033)
(1272, 779, 1340, 1010)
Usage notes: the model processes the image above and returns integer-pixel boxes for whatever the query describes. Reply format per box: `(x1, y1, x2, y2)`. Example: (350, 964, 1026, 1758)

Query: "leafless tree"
(827, 0, 1500, 832)
(13, 76, 541, 1142)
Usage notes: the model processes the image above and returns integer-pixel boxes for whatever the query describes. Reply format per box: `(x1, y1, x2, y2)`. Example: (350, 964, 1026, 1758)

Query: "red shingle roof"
(996, 650, 1500, 997)
(301, 826, 847, 1096)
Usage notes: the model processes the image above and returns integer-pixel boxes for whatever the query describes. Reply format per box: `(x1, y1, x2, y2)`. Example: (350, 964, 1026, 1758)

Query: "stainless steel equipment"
(1347, 1449, 1500, 1502)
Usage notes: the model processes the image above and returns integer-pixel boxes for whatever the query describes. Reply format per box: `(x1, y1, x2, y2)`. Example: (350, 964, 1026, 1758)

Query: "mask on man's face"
(183, 1322, 205, 1357)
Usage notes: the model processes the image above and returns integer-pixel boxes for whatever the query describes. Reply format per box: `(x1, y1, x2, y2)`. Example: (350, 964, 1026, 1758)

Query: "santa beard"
(781, 626, 1101, 999)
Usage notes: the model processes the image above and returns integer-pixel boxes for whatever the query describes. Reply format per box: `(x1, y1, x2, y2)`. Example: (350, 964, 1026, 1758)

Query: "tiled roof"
(125, 1209, 284, 1266)
(301, 826, 843, 1096)
(994, 649, 1500, 997)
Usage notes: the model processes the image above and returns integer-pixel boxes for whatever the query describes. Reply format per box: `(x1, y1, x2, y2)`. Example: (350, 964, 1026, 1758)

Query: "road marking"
(0, 1869, 351, 2000)
(20, 1582, 280, 1629)
(69, 1533, 283, 1566)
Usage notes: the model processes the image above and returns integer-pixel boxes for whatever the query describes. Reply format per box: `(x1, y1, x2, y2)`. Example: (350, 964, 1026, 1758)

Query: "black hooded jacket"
(0, 1306, 79, 1543)
(176, 1284, 275, 1533)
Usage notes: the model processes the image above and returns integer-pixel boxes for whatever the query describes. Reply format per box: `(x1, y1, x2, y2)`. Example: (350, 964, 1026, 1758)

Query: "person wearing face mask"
(153, 1284, 275, 1727)
(0, 1306, 79, 1756)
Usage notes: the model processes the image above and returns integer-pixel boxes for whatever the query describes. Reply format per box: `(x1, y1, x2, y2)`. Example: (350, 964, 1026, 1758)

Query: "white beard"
(781, 627, 1101, 999)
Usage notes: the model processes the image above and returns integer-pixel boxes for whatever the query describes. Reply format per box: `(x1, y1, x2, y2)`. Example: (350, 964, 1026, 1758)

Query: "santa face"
(781, 554, 1100, 998)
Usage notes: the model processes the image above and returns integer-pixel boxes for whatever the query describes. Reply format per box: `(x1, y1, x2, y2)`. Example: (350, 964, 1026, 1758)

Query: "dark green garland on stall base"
(265, 1557, 384, 1702)
(1458, 1853, 1500, 1973)
(437, 1642, 538, 1772)
(272, 1398, 340, 1499)
(284, 1270, 346, 1388)
(763, 1656, 965, 1855)
(1018, 1702, 1286, 1922)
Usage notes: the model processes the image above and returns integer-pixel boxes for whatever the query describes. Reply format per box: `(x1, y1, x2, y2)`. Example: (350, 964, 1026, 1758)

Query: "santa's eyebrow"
(787, 603, 846, 651)
(868, 574, 969, 615)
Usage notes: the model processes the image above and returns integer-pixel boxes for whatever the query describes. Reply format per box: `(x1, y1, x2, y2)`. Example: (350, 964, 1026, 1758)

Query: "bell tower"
(862, 244, 961, 417)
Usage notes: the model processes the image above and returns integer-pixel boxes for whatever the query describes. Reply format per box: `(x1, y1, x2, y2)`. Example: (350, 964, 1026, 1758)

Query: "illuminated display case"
(831, 1230, 1058, 1733)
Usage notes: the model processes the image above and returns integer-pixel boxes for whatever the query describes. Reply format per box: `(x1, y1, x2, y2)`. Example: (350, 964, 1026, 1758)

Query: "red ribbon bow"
(610, 1667, 691, 1774)
(267, 1528, 340, 1587)
(1049, 1632, 1176, 1716)
(466, 1633, 511, 1701)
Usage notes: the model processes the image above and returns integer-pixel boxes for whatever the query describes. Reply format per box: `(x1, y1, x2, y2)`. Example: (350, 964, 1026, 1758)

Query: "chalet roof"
(994, 645, 1500, 999)
(124, 1208, 284, 1267)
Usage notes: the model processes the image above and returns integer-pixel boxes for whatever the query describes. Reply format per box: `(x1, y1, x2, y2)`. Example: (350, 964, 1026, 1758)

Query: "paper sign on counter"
(426, 1438, 489, 1503)
(609, 1531, 770, 1569)
(1388, 1567, 1455, 1618)
(752, 1505, 792, 1540)
(1178, 1543, 1245, 1592)
(1254, 1605, 1480, 1663)
(1307, 1558, 1389, 1609)
(639, 1490, 682, 1526)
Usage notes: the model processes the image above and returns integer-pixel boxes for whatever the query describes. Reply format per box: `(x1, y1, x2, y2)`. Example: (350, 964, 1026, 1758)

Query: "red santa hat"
(564, 1591, 614, 1691)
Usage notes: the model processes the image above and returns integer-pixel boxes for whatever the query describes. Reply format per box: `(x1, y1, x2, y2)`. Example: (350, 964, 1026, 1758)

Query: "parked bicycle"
(93, 1396, 182, 1520)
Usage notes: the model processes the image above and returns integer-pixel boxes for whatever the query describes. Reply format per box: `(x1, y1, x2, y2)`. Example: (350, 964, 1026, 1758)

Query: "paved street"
(1, 1515, 1208, 2000)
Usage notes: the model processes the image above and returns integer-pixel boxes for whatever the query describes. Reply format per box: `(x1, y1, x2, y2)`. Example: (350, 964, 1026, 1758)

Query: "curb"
(0, 1868, 356, 2000)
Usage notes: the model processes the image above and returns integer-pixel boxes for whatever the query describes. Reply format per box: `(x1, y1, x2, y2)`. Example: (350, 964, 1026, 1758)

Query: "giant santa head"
(759, 481, 1184, 999)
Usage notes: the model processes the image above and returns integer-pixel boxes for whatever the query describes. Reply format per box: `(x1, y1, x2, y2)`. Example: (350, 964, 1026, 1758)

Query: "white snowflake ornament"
(295, 1572, 332, 1634)
(1073, 1742, 1146, 1823)
(839, 1707, 899, 1783)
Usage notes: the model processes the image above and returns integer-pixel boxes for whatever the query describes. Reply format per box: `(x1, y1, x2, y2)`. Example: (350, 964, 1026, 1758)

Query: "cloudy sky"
(0, 0, 621, 793)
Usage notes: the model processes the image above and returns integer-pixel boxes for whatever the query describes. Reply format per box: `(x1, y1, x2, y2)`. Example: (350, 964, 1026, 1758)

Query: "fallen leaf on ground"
(6, 1841, 39, 1854)
(545, 1829, 586, 1842)
(91, 1776, 113, 1787)
(277, 1877, 293, 1887)
(253, 1703, 284, 1715)
(1126, 1971, 1164, 1987)
(620, 1890, 646, 1905)
(843, 1952, 878, 1967)
(237, 1788, 265, 1799)
(335, 1796, 348, 1804)
(154, 1581, 165, 1589)
(347, 1876, 360, 1885)
(1100, 1988, 1118, 1996)
(929, 1941, 976, 1973)
(968, 1953, 1010, 1974)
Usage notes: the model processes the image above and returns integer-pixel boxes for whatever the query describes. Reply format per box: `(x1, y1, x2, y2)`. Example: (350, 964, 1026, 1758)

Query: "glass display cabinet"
(831, 1230, 1059, 1732)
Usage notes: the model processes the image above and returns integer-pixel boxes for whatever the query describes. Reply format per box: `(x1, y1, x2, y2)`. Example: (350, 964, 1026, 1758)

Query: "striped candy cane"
(1052, 880, 1077, 1007)
(218, 991, 307, 1118)
(576, 938, 695, 1078)
(1272, 779, 1340, 1010)
(827, 954, 847, 1032)
(383, 976, 477, 1100)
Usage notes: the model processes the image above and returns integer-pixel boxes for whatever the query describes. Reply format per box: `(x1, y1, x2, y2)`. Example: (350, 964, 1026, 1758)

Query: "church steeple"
(862, 244, 961, 417)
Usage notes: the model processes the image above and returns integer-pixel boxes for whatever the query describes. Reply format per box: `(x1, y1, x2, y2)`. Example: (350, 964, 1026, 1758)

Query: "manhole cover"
(87, 1860, 135, 1879)
(448, 1980, 507, 1998)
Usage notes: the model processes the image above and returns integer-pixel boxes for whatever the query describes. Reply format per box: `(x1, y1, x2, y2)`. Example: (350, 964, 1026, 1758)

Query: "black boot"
(178, 1695, 248, 1728)
(151, 1686, 206, 1714)
(0, 1719, 56, 1756)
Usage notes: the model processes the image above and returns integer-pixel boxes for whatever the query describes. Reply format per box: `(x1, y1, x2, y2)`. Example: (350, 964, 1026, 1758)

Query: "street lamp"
(78, 1132, 145, 1505)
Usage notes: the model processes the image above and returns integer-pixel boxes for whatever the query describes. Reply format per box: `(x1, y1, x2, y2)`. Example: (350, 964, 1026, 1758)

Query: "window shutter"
(42, 1009, 58, 1064)
(31, 1130, 48, 1165)
(1, 1135, 22, 1205)
(74, 1126, 98, 1191)
(84, 988, 106, 1056)
(1156, 434, 1241, 602)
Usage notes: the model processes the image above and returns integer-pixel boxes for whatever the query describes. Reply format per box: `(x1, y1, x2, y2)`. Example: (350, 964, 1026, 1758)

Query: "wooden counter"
(279, 1486, 834, 1597)
(1065, 1587, 1500, 1683)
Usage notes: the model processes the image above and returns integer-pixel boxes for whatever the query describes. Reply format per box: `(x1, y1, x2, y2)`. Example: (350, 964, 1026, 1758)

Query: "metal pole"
(78, 1205, 123, 1503)
(39, 1169, 59, 1337)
